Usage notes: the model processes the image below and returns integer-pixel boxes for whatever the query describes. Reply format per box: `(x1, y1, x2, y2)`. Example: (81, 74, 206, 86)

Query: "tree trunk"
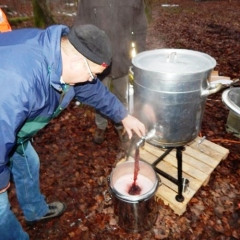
(32, 0, 55, 28)
(144, 0, 153, 23)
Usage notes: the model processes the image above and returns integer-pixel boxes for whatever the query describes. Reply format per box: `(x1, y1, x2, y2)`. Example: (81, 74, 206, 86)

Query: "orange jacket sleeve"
(0, 8, 12, 32)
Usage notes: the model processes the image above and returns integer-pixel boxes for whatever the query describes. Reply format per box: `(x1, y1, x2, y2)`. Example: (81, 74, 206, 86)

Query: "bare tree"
(32, 0, 55, 28)
(144, 0, 153, 22)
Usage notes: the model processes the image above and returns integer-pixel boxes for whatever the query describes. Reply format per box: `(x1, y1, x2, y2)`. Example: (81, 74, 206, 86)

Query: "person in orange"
(0, 8, 12, 32)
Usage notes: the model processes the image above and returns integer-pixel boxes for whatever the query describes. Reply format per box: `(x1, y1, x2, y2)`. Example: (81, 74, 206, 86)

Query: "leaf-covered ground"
(4, 0, 240, 239)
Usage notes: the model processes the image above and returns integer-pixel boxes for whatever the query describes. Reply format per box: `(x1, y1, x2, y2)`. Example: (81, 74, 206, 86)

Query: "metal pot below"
(222, 87, 240, 138)
(109, 160, 160, 233)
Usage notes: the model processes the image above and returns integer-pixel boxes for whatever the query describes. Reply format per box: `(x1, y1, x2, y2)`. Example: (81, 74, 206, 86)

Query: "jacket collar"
(42, 25, 70, 92)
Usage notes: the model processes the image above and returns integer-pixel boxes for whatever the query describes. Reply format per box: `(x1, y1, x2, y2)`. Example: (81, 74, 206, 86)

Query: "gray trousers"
(95, 75, 128, 130)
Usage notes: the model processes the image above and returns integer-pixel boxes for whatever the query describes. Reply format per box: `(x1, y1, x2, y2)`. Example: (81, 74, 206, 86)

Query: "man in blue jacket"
(0, 24, 145, 240)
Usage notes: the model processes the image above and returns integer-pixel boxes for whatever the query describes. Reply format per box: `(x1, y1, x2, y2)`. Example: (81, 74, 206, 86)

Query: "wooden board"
(210, 70, 231, 81)
(117, 137, 229, 215)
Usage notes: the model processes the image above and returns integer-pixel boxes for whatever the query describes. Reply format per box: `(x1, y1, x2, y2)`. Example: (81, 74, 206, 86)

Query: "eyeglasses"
(83, 57, 97, 81)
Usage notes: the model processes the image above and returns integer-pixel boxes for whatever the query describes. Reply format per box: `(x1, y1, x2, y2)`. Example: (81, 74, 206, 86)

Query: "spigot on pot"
(136, 128, 156, 148)
(136, 137, 145, 148)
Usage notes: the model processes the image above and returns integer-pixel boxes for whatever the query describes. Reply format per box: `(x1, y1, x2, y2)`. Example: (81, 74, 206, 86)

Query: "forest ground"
(1, 0, 240, 239)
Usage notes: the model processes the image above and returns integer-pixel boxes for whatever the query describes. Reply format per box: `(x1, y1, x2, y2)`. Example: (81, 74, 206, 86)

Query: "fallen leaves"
(6, 0, 240, 239)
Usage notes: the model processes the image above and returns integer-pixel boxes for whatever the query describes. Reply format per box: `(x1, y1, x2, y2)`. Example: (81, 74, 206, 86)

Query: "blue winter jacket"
(0, 25, 128, 190)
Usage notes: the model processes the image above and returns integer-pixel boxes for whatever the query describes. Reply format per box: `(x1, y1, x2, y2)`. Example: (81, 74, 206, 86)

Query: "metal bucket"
(131, 49, 221, 147)
(222, 87, 240, 137)
(109, 160, 160, 232)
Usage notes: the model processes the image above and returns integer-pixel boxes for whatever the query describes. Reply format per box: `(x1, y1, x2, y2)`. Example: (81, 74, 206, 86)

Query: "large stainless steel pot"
(132, 49, 221, 147)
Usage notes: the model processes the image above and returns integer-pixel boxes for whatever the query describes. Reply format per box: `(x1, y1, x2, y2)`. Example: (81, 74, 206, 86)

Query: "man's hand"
(0, 182, 10, 194)
(121, 115, 145, 139)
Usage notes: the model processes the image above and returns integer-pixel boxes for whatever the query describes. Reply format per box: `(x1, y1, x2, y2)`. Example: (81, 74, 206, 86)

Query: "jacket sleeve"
(0, 73, 30, 190)
(133, 0, 148, 53)
(74, 78, 128, 123)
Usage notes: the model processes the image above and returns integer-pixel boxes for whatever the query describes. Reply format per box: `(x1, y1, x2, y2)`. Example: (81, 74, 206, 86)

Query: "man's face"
(63, 56, 106, 85)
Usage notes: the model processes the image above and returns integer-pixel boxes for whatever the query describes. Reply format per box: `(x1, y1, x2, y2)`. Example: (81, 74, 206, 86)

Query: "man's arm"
(122, 115, 145, 139)
(74, 79, 145, 138)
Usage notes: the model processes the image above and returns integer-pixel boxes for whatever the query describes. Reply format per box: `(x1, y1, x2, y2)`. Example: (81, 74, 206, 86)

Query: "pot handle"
(201, 82, 222, 96)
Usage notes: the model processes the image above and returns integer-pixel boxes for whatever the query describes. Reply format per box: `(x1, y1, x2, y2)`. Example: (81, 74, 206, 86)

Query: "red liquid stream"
(128, 148, 141, 195)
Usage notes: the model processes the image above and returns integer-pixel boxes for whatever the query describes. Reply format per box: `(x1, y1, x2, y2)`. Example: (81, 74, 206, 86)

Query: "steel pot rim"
(222, 87, 240, 116)
(109, 160, 159, 202)
(132, 48, 216, 74)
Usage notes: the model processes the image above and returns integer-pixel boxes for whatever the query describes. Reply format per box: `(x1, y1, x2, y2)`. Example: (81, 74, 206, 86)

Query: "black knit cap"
(68, 24, 112, 67)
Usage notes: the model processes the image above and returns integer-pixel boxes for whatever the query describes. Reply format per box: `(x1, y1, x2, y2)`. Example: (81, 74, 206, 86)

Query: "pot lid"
(222, 87, 240, 116)
(132, 49, 216, 74)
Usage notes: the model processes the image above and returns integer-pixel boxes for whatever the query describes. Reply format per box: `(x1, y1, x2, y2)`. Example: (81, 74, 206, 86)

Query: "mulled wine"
(128, 148, 141, 195)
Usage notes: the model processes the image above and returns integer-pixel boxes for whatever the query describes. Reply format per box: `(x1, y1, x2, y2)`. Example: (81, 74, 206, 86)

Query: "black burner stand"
(152, 146, 185, 202)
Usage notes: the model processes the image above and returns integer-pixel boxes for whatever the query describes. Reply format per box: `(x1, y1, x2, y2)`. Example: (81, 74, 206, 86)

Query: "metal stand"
(152, 146, 185, 202)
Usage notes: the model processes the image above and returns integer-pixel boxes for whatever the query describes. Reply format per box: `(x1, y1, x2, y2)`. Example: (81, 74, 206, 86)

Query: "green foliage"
(8, 17, 33, 26)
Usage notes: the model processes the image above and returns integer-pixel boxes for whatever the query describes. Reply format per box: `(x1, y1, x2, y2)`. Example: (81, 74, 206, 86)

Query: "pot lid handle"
(166, 52, 177, 63)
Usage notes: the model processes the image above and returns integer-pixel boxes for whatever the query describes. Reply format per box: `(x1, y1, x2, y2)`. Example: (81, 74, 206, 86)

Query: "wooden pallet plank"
(210, 71, 230, 81)
(143, 143, 220, 168)
(183, 146, 221, 168)
(140, 153, 211, 201)
(162, 175, 200, 194)
(142, 140, 229, 164)
(154, 158, 209, 185)
(132, 141, 220, 183)
(189, 137, 230, 159)
(142, 143, 166, 159)
(117, 137, 229, 215)
(210, 76, 231, 80)
(139, 147, 162, 164)
(156, 162, 203, 192)
(141, 145, 212, 182)
(143, 143, 218, 174)
(156, 185, 187, 216)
